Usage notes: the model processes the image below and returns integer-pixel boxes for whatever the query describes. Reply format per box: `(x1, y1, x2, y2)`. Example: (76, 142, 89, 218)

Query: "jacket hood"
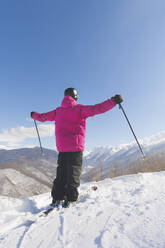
(61, 95, 78, 108)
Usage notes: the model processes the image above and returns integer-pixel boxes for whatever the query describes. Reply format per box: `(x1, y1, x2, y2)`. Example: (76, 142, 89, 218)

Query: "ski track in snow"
(0, 172, 165, 248)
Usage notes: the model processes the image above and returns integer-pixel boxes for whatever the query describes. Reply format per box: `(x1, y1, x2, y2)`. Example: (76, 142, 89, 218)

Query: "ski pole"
(34, 120, 44, 155)
(119, 103, 145, 159)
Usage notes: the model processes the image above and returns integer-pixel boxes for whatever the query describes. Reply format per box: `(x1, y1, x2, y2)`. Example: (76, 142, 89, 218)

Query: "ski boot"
(62, 200, 70, 208)
(50, 200, 61, 208)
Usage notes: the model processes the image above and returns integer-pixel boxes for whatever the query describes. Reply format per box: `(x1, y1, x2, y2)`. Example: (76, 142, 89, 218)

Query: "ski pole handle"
(119, 103, 145, 159)
(34, 120, 44, 155)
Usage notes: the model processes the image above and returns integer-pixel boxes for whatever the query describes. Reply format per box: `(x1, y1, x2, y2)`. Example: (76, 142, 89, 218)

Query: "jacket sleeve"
(80, 98, 116, 119)
(32, 110, 56, 122)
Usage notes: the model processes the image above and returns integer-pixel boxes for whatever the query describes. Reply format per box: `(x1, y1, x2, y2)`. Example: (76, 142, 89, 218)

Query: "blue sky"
(0, 0, 165, 150)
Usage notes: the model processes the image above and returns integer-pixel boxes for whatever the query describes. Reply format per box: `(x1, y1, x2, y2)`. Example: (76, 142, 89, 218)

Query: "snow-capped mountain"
(83, 130, 165, 175)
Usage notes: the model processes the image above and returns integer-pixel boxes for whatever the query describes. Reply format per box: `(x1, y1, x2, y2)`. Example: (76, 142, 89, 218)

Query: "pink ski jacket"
(32, 96, 116, 152)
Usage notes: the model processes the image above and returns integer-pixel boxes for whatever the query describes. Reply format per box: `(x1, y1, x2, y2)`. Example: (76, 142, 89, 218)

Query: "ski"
(39, 200, 75, 217)
(39, 207, 57, 217)
(39, 201, 61, 217)
(39, 200, 72, 216)
(38, 186, 98, 217)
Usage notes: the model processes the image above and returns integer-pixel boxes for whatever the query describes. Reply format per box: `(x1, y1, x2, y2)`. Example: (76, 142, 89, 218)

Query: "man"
(31, 88, 123, 207)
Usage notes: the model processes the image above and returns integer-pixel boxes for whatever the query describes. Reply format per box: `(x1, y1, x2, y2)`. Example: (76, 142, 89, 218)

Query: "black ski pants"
(51, 152, 83, 202)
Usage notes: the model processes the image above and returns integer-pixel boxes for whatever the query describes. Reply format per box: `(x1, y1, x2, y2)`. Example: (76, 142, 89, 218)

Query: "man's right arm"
(80, 95, 123, 119)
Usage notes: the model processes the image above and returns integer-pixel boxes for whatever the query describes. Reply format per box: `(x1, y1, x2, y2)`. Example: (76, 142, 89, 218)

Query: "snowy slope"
(0, 171, 165, 248)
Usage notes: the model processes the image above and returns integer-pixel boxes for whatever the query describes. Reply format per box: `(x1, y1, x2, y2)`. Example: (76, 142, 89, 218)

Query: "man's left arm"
(31, 110, 56, 122)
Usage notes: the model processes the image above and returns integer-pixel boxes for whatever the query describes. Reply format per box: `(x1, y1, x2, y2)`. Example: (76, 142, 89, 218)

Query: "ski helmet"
(64, 88, 79, 101)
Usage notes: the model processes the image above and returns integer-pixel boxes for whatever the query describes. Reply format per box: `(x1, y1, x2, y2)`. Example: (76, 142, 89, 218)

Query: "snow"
(0, 171, 165, 248)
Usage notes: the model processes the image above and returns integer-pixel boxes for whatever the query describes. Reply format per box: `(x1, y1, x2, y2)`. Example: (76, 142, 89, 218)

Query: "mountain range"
(0, 147, 58, 197)
(0, 130, 165, 197)
(83, 130, 165, 175)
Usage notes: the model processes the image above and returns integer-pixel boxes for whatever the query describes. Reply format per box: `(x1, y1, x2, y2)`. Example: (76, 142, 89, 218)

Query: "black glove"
(31, 112, 35, 118)
(112, 95, 123, 104)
